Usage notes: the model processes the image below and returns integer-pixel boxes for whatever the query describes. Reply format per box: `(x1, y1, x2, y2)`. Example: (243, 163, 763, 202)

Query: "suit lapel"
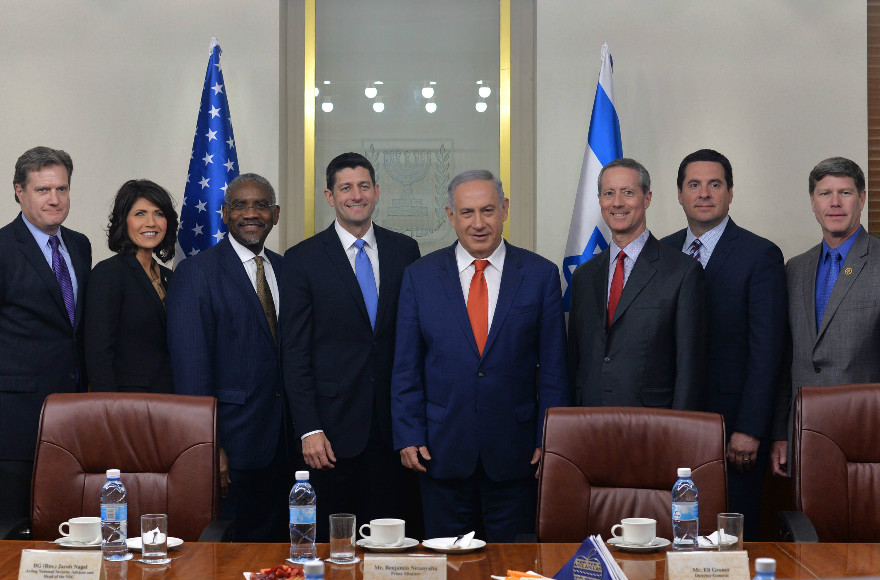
(218, 238, 276, 345)
(817, 228, 869, 341)
(13, 217, 70, 325)
(610, 234, 658, 327)
(123, 253, 167, 331)
(374, 225, 396, 331)
(439, 243, 480, 356)
(63, 227, 90, 330)
(589, 249, 611, 324)
(704, 219, 738, 276)
(800, 243, 822, 344)
(483, 242, 523, 358)
(319, 224, 372, 329)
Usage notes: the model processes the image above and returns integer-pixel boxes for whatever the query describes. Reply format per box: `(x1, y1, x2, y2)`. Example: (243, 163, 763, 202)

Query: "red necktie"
(607, 250, 625, 328)
(467, 260, 490, 355)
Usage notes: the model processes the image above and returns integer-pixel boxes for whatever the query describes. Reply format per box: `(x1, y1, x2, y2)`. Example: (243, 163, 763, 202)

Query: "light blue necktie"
(816, 248, 841, 330)
(354, 239, 378, 329)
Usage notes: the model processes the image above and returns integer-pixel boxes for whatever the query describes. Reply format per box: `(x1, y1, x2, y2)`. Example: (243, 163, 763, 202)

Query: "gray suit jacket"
(568, 232, 706, 410)
(771, 227, 880, 440)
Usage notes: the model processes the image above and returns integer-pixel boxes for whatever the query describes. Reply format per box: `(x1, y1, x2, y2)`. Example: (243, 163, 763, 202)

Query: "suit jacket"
(568, 232, 705, 410)
(167, 237, 284, 471)
(662, 219, 787, 439)
(280, 223, 420, 458)
(0, 214, 91, 461)
(85, 253, 173, 393)
(391, 241, 571, 482)
(771, 227, 880, 440)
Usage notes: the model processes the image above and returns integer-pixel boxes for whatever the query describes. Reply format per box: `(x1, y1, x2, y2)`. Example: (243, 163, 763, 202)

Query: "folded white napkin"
(447, 531, 475, 548)
(698, 530, 738, 548)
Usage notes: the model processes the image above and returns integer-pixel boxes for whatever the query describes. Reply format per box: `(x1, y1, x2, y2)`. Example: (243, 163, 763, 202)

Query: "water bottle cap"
(677, 467, 692, 477)
(106, 469, 121, 479)
(295, 470, 310, 481)
(303, 560, 324, 574)
(755, 558, 776, 572)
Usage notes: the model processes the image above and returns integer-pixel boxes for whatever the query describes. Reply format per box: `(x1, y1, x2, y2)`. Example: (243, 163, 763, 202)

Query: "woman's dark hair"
(107, 179, 178, 263)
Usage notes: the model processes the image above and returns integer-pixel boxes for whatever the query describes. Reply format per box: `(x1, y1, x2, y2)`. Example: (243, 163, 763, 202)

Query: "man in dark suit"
(391, 169, 570, 542)
(168, 173, 287, 542)
(280, 152, 421, 541)
(661, 149, 787, 539)
(771, 157, 880, 476)
(568, 157, 705, 410)
(0, 146, 91, 519)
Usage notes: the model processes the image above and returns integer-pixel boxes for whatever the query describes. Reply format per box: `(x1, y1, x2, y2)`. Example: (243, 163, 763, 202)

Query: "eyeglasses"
(226, 200, 275, 212)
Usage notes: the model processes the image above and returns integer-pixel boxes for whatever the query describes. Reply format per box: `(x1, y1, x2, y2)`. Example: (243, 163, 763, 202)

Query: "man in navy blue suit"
(391, 170, 570, 542)
(281, 153, 422, 541)
(168, 173, 288, 542)
(0, 147, 91, 520)
(661, 149, 787, 540)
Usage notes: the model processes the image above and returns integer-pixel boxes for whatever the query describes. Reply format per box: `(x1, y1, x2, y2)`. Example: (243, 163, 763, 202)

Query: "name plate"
(667, 551, 750, 580)
(363, 554, 446, 580)
(18, 550, 103, 580)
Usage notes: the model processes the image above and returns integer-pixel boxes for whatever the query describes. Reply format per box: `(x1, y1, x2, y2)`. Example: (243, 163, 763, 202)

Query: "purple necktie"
(48, 235, 75, 326)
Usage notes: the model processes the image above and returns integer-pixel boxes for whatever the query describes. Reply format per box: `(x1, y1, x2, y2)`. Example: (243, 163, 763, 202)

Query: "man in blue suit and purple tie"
(168, 173, 288, 542)
(391, 169, 570, 542)
(661, 149, 787, 540)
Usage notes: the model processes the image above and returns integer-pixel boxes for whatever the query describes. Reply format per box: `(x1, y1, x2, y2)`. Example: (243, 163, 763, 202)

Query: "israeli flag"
(562, 43, 622, 311)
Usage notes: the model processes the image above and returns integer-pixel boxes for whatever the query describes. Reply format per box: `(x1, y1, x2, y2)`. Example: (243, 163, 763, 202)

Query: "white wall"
(0, 1, 280, 263)
(0, 1, 868, 264)
(537, 0, 867, 262)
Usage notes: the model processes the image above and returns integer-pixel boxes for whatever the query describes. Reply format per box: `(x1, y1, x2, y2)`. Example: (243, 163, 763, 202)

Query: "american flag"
(176, 38, 240, 262)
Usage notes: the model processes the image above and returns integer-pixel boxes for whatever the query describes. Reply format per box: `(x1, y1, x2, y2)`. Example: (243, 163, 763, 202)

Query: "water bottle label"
(290, 507, 316, 524)
(672, 502, 697, 521)
(101, 505, 127, 522)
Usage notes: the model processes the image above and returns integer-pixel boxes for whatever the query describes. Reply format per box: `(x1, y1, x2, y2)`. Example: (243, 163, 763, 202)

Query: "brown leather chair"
(27, 392, 224, 542)
(788, 383, 880, 542)
(536, 407, 728, 542)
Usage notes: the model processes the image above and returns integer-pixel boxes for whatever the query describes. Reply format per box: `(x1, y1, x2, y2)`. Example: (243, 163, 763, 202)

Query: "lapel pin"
(844, 267, 853, 276)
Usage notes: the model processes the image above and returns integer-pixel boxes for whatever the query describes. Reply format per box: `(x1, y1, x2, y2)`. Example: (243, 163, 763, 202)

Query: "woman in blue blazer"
(85, 180, 178, 393)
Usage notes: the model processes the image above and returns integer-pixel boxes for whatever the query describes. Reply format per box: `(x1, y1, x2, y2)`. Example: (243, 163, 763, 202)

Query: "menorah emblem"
(384, 151, 431, 217)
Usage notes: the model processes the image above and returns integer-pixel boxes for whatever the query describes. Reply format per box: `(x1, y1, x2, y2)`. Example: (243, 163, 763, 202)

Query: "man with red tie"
(391, 169, 570, 542)
(568, 158, 706, 410)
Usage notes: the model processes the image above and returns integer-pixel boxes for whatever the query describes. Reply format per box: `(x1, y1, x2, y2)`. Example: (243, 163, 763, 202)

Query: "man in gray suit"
(568, 158, 706, 409)
(771, 157, 880, 476)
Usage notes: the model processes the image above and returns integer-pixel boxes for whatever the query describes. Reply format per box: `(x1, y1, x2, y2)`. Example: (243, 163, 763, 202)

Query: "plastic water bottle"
(304, 559, 324, 580)
(288, 470, 317, 562)
(100, 469, 132, 561)
(671, 467, 699, 551)
(753, 558, 776, 580)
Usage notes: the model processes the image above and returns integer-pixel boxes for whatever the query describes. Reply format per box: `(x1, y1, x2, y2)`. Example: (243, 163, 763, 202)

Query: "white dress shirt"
(681, 215, 729, 268)
(228, 235, 280, 317)
(606, 228, 650, 300)
(335, 220, 381, 294)
(455, 241, 506, 332)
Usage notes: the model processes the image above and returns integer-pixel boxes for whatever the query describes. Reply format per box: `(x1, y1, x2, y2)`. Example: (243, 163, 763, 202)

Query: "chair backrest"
(536, 407, 727, 542)
(31, 392, 219, 542)
(794, 383, 880, 542)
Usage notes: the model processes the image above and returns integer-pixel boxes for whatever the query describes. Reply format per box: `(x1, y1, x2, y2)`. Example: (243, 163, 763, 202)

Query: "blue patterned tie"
(688, 238, 702, 266)
(354, 239, 378, 329)
(816, 248, 841, 330)
(48, 235, 75, 326)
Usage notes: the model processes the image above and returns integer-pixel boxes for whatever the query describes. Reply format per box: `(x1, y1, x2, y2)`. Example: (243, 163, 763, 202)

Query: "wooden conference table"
(2, 540, 880, 579)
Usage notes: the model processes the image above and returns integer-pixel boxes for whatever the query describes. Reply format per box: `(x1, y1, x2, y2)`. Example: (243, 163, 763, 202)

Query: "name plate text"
(363, 554, 446, 580)
(18, 550, 103, 580)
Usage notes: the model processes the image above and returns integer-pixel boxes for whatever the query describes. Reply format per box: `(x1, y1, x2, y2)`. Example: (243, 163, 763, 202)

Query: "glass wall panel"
(314, 0, 500, 254)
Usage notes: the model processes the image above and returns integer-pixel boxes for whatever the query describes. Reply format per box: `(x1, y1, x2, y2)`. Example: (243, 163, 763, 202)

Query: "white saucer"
(126, 536, 184, 551)
(607, 536, 670, 552)
(54, 537, 102, 549)
(421, 537, 487, 554)
(357, 537, 419, 552)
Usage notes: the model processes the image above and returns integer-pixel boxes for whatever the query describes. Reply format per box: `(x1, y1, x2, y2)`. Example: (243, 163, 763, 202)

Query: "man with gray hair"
(568, 157, 706, 410)
(391, 169, 570, 541)
(0, 146, 91, 520)
(771, 157, 880, 476)
(168, 172, 288, 541)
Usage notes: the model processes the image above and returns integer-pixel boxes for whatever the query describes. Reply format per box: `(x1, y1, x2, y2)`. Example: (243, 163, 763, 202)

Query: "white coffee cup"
(58, 516, 101, 544)
(358, 518, 405, 546)
(610, 517, 656, 545)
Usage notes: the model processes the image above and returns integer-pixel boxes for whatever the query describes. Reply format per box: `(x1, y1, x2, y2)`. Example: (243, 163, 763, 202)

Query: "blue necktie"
(48, 235, 75, 326)
(354, 239, 378, 329)
(816, 248, 841, 329)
